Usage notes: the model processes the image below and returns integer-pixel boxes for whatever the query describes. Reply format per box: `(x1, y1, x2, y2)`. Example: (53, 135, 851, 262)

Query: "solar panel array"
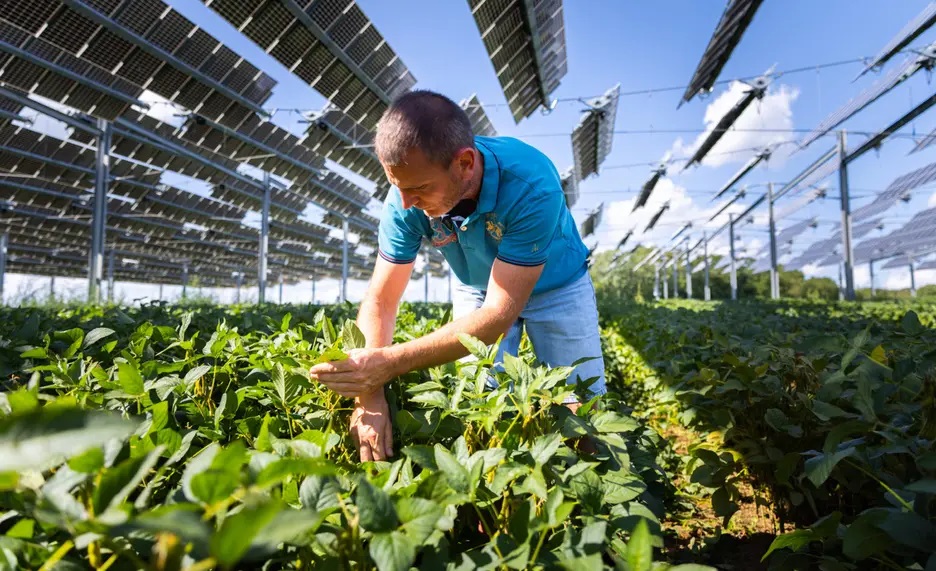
(799, 42, 936, 149)
(681, 0, 765, 105)
(854, 207, 936, 263)
(571, 84, 620, 181)
(203, 0, 416, 130)
(919, 259, 936, 270)
(468, 0, 568, 123)
(0, 0, 408, 291)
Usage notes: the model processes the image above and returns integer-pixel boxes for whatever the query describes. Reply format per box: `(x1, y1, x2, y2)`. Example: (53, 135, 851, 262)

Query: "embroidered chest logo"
(485, 213, 504, 242)
(429, 218, 458, 248)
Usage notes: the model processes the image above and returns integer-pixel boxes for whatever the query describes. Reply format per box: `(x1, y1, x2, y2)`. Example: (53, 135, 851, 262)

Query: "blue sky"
(8, 0, 936, 303)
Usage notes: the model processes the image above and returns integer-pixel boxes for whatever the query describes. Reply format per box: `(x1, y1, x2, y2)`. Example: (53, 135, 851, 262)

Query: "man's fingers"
(359, 442, 374, 462)
(309, 359, 353, 376)
(384, 419, 394, 458)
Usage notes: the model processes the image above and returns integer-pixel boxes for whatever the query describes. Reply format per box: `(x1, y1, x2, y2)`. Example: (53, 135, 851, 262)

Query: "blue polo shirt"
(377, 136, 588, 294)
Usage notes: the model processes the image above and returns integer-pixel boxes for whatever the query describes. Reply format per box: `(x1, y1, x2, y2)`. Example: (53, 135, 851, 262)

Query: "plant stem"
(38, 540, 74, 571)
(185, 557, 219, 571)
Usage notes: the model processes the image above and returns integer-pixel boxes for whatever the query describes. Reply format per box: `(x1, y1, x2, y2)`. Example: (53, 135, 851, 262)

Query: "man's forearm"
(355, 296, 396, 402)
(384, 305, 515, 377)
(356, 295, 396, 349)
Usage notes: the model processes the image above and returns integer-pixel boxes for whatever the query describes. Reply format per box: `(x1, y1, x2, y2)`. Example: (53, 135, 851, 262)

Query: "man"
(309, 90, 606, 462)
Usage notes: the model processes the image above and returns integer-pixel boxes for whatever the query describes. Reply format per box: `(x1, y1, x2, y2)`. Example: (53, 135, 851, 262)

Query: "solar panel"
(204, 0, 415, 130)
(918, 258, 936, 270)
(460, 94, 497, 137)
(8, 0, 277, 124)
(911, 125, 936, 154)
(776, 217, 817, 244)
(799, 42, 936, 150)
(708, 188, 746, 222)
(644, 201, 670, 232)
(571, 84, 620, 181)
(559, 167, 578, 208)
(617, 230, 633, 250)
(579, 203, 603, 238)
(686, 75, 770, 170)
(713, 148, 770, 201)
(882, 255, 914, 270)
(633, 165, 666, 212)
(857, 2, 936, 79)
(0, 20, 141, 119)
(854, 207, 936, 262)
(681, 0, 765, 105)
(468, 0, 568, 122)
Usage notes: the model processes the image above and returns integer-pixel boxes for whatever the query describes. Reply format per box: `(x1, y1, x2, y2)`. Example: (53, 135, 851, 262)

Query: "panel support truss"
(0, 232, 7, 304)
(838, 131, 856, 301)
(768, 182, 780, 299)
(703, 233, 711, 301)
(88, 118, 111, 304)
(341, 217, 350, 303)
(259, 172, 271, 304)
(729, 214, 738, 301)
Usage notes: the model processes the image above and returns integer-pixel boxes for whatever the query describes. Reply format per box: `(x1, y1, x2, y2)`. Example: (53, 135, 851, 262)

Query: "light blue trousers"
(451, 271, 607, 401)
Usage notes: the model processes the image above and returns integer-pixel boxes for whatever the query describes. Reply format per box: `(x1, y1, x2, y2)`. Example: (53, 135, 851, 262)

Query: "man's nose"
(400, 192, 416, 209)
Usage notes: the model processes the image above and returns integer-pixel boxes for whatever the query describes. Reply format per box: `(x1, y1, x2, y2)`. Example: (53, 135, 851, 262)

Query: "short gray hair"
(374, 90, 475, 167)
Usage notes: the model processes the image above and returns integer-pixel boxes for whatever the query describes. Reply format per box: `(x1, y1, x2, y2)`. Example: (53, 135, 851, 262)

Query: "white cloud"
(670, 81, 799, 169)
(929, 191, 936, 208)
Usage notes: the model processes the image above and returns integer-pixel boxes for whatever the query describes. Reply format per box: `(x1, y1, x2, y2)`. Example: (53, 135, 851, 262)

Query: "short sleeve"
(496, 185, 563, 267)
(377, 190, 423, 264)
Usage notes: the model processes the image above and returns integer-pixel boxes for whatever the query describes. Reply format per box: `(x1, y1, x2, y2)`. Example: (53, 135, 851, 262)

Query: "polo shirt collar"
(475, 138, 499, 214)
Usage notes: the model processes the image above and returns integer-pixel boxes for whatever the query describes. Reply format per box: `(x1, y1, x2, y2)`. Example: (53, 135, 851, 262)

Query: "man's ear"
(454, 147, 476, 178)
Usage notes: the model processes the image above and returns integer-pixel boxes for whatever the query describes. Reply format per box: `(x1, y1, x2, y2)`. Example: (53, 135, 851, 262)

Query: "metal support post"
(685, 238, 693, 298)
(88, 118, 110, 303)
(424, 251, 430, 303)
(158, 283, 163, 301)
(0, 232, 5, 304)
(729, 214, 738, 301)
(838, 131, 856, 300)
(662, 264, 669, 299)
(838, 262, 845, 301)
(106, 250, 115, 303)
(182, 262, 189, 300)
(869, 260, 876, 297)
(703, 233, 711, 301)
(341, 217, 349, 303)
(653, 263, 660, 299)
(258, 172, 271, 304)
(447, 266, 453, 303)
(768, 182, 779, 299)
(910, 261, 917, 298)
(311, 268, 316, 304)
(672, 259, 679, 298)
(235, 272, 243, 304)
(49, 276, 55, 301)
(279, 273, 284, 304)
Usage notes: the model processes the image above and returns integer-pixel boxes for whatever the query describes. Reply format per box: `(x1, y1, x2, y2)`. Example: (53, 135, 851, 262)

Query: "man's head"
(375, 90, 481, 217)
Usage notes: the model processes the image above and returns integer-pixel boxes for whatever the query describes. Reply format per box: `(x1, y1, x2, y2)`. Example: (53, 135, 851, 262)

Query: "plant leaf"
(0, 407, 138, 472)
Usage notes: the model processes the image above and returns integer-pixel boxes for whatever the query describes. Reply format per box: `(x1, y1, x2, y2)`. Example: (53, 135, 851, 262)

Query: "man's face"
(383, 147, 477, 218)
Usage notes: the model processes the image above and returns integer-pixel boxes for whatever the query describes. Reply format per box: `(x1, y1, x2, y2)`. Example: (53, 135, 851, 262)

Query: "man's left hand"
(309, 348, 398, 398)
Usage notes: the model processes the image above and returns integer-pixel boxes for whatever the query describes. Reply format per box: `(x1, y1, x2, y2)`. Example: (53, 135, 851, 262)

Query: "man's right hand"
(350, 391, 393, 462)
